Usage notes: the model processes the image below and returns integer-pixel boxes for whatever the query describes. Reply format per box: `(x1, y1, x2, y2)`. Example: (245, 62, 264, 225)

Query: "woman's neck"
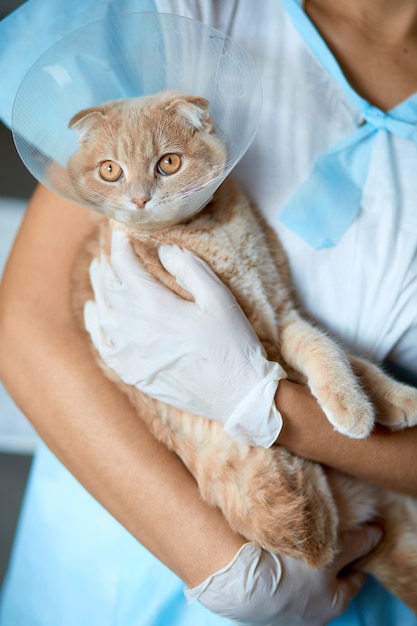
(305, 0, 417, 38)
(304, 0, 417, 109)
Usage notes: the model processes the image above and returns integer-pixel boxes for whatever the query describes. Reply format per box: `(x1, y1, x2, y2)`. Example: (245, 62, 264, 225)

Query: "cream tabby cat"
(65, 90, 417, 611)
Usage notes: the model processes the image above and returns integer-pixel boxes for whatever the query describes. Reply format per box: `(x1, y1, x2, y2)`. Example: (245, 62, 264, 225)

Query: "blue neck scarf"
(279, 0, 417, 249)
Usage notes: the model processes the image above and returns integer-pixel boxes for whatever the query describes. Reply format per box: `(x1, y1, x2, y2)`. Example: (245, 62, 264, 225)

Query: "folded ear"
(68, 106, 107, 142)
(168, 95, 214, 133)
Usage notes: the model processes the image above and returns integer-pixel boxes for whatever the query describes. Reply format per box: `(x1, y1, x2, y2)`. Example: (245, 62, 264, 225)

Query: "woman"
(0, 0, 416, 623)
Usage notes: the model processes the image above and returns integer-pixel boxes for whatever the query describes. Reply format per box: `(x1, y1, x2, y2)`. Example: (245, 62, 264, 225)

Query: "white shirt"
(158, 0, 417, 372)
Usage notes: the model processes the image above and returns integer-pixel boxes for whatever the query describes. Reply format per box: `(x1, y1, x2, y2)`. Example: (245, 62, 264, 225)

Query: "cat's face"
(67, 91, 227, 231)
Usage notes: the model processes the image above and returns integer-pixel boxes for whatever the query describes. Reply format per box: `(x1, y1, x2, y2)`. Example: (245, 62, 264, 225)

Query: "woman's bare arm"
(0, 184, 245, 588)
(276, 380, 417, 497)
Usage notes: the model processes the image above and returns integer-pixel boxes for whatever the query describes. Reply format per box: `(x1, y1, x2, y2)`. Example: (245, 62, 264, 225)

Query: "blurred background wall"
(0, 0, 38, 587)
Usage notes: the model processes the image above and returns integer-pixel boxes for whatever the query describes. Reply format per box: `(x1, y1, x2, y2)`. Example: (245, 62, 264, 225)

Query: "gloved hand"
(185, 526, 383, 626)
(84, 229, 286, 447)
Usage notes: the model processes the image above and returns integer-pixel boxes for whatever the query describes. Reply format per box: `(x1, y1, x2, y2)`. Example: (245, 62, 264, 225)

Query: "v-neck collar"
(282, 0, 417, 120)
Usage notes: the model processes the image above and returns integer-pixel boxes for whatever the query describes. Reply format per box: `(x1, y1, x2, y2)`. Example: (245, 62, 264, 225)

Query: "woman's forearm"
(0, 185, 245, 588)
(276, 379, 417, 497)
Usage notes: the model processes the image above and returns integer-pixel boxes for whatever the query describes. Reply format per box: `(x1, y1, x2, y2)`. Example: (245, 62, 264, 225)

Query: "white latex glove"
(185, 526, 383, 626)
(84, 230, 286, 447)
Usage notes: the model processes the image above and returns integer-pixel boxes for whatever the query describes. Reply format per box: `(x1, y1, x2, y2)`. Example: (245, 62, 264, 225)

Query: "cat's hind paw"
(348, 356, 417, 431)
(375, 383, 417, 430)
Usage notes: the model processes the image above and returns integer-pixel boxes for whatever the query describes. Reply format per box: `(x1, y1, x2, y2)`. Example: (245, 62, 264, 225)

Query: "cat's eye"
(99, 160, 123, 182)
(157, 153, 182, 176)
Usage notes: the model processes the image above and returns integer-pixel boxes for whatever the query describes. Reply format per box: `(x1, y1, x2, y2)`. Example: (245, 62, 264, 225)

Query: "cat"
(63, 90, 417, 611)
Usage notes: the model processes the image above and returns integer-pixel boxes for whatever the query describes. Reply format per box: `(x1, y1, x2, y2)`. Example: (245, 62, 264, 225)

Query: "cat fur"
(67, 91, 417, 611)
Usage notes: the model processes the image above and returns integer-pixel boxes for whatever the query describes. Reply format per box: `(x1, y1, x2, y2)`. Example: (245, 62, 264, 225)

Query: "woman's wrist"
(274, 379, 417, 496)
(274, 379, 324, 454)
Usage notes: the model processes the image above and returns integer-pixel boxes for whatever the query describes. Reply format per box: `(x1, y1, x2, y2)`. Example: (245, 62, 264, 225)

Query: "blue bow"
(279, 0, 417, 249)
(279, 107, 417, 249)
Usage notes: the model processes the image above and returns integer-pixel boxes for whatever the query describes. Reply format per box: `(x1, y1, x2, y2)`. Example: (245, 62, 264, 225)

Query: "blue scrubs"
(0, 444, 230, 625)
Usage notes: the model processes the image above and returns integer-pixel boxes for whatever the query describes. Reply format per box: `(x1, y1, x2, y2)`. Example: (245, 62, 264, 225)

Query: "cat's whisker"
(127, 231, 160, 245)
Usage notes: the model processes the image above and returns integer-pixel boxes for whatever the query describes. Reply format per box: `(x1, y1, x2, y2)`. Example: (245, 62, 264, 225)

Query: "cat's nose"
(132, 196, 150, 209)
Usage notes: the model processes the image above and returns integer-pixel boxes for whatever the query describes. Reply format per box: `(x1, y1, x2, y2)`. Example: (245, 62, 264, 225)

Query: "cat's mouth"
(110, 183, 219, 231)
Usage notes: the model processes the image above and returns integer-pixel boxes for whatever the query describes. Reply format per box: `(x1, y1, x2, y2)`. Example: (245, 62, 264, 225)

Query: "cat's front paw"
(313, 383, 375, 439)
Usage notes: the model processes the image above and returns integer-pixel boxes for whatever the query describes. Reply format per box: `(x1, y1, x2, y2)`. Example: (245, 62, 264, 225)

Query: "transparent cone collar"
(12, 12, 262, 228)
